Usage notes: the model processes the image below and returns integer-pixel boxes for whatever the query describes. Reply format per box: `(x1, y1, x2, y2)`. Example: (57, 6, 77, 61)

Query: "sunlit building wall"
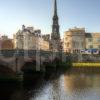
(14, 25, 50, 51)
(63, 27, 86, 53)
(0, 35, 14, 50)
(85, 33, 100, 49)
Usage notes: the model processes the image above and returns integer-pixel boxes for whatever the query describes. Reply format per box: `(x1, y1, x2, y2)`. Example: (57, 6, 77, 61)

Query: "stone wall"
(66, 54, 100, 62)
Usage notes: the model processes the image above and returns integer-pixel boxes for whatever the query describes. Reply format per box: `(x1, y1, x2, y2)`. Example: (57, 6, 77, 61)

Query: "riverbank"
(1, 62, 100, 83)
(73, 63, 100, 67)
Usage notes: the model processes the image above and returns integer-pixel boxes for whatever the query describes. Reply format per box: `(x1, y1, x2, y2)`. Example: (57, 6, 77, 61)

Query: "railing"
(0, 50, 63, 57)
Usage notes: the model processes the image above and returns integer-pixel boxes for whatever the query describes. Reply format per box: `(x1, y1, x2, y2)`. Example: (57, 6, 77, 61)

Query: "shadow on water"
(0, 83, 20, 100)
(0, 68, 65, 100)
(0, 76, 46, 100)
(0, 60, 72, 100)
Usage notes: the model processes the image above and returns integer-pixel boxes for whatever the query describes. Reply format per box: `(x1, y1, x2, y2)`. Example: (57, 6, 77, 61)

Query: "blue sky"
(0, 0, 100, 38)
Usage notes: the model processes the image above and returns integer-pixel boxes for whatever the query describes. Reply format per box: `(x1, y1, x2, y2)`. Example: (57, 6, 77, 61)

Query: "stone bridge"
(0, 50, 62, 73)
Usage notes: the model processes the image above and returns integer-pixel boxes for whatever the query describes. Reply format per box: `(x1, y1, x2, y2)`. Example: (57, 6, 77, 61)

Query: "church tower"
(51, 0, 61, 51)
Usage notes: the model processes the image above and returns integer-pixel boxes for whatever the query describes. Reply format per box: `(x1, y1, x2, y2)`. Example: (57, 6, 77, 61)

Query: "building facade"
(14, 25, 49, 51)
(85, 33, 93, 49)
(64, 27, 86, 53)
(86, 33, 100, 50)
(0, 35, 14, 50)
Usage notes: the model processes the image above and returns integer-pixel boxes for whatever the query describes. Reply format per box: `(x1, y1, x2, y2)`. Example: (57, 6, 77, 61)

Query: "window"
(81, 42, 84, 47)
(97, 38, 100, 42)
(89, 45, 93, 49)
(88, 38, 92, 42)
(67, 42, 70, 47)
(98, 45, 100, 49)
(66, 37, 68, 40)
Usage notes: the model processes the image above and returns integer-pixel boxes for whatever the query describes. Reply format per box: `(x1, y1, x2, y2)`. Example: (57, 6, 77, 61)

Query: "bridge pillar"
(15, 57, 24, 82)
(15, 71, 24, 82)
(36, 50, 41, 71)
(61, 52, 66, 62)
(15, 57, 24, 72)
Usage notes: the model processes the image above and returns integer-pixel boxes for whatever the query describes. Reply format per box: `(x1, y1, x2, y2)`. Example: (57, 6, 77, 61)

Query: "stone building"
(85, 33, 100, 49)
(1, 35, 8, 40)
(85, 33, 93, 49)
(13, 25, 49, 51)
(0, 35, 14, 50)
(63, 27, 86, 53)
(64, 27, 100, 54)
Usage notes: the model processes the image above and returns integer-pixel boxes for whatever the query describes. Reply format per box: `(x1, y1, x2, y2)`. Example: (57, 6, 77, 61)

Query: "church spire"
(51, 0, 60, 40)
(50, 0, 61, 51)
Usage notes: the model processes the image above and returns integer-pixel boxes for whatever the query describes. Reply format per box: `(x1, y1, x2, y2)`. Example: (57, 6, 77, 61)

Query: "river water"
(0, 69, 100, 100)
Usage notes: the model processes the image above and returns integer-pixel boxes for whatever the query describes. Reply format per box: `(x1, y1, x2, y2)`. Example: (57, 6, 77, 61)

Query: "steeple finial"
(54, 0, 57, 16)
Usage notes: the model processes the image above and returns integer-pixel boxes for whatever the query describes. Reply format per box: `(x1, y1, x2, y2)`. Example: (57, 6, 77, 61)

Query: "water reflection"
(64, 71, 100, 100)
(0, 69, 100, 100)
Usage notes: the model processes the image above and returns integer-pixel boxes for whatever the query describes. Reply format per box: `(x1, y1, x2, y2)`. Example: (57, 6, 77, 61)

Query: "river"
(0, 69, 100, 100)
